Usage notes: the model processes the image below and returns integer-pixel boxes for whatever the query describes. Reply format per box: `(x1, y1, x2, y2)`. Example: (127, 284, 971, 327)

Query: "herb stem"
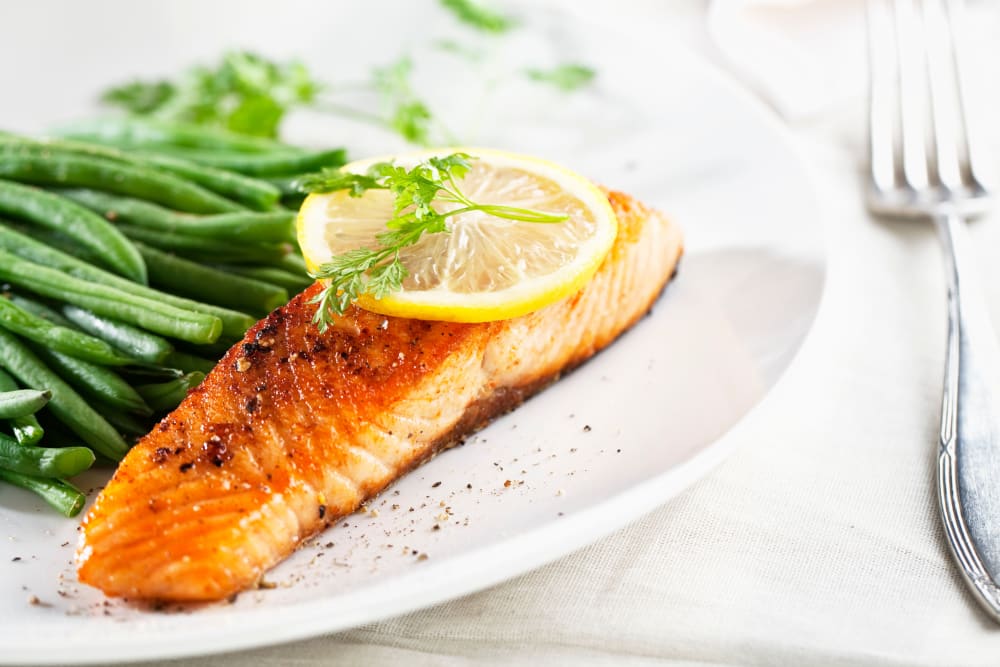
(472, 204, 568, 223)
(309, 102, 393, 129)
(438, 204, 567, 224)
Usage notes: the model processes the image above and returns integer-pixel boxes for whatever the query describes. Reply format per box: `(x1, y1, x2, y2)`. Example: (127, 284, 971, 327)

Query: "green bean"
(0, 368, 44, 445)
(0, 328, 128, 460)
(0, 389, 50, 419)
(139, 243, 288, 314)
(7, 294, 73, 328)
(264, 174, 307, 197)
(57, 189, 294, 242)
(0, 223, 254, 338)
(170, 210, 294, 243)
(32, 346, 150, 416)
(0, 144, 243, 214)
(220, 265, 313, 292)
(0, 180, 146, 283)
(57, 188, 175, 224)
(276, 251, 310, 276)
(139, 147, 348, 177)
(116, 367, 183, 384)
(0, 433, 94, 478)
(183, 340, 234, 359)
(0, 135, 282, 211)
(163, 350, 217, 375)
(60, 304, 172, 365)
(272, 181, 310, 213)
(136, 372, 205, 412)
(0, 469, 85, 516)
(3, 217, 104, 262)
(10, 414, 43, 446)
(0, 297, 137, 365)
(91, 401, 149, 438)
(117, 224, 289, 264)
(0, 249, 222, 344)
(8, 412, 43, 445)
(52, 117, 301, 153)
(136, 153, 280, 211)
(281, 194, 307, 210)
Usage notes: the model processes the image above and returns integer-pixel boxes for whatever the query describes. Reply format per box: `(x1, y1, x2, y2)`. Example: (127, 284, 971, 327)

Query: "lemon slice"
(297, 147, 618, 323)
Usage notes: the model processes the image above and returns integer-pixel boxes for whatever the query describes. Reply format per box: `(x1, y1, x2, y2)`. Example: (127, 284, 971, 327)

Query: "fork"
(866, 0, 1000, 620)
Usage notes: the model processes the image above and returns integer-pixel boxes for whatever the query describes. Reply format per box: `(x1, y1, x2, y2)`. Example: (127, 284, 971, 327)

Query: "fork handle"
(936, 211, 1000, 620)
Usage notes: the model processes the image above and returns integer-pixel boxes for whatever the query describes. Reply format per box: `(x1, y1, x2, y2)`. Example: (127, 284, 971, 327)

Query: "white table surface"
(11, 1, 1000, 664)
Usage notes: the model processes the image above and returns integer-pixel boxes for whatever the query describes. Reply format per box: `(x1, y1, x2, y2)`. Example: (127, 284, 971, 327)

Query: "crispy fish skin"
(76, 190, 683, 601)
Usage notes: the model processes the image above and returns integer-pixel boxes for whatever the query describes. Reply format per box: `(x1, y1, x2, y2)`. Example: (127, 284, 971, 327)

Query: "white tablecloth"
(95, 1, 1000, 664)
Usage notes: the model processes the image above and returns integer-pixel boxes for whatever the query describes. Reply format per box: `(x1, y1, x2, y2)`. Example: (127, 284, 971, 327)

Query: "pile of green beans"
(0, 118, 345, 516)
(0, 367, 91, 516)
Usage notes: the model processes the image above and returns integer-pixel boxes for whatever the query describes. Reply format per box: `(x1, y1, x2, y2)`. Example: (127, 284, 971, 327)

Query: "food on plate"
(75, 150, 683, 600)
(0, 126, 342, 514)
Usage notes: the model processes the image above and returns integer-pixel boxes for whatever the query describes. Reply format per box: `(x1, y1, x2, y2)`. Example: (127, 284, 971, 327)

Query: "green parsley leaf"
(372, 58, 436, 146)
(295, 168, 386, 196)
(102, 50, 450, 145)
(100, 51, 322, 139)
(440, 0, 515, 33)
(308, 153, 569, 328)
(525, 64, 596, 92)
(428, 153, 473, 179)
(226, 93, 285, 137)
(389, 101, 433, 145)
(100, 80, 176, 114)
(366, 257, 408, 300)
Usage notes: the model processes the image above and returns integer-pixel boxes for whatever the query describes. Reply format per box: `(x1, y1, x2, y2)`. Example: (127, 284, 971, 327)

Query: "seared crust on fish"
(76, 189, 683, 601)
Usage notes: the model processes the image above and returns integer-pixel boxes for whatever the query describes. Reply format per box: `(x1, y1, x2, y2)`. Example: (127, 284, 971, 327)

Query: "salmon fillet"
(76, 189, 683, 601)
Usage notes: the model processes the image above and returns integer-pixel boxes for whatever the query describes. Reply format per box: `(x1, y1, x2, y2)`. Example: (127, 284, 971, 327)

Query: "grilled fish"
(76, 189, 683, 601)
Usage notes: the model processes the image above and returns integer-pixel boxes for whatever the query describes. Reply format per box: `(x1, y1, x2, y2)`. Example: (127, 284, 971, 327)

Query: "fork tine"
(922, 0, 958, 191)
(893, 0, 931, 193)
(917, 0, 944, 190)
(867, 0, 899, 197)
(939, 0, 988, 195)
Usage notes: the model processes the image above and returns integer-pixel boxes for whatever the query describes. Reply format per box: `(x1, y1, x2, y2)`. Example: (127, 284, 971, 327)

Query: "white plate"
(0, 2, 825, 664)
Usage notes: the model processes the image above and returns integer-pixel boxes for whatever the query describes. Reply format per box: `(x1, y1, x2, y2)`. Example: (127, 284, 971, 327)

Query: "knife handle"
(937, 212, 1000, 620)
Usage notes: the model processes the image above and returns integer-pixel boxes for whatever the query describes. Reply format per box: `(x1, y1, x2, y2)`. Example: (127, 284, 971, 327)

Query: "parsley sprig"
(439, 0, 515, 33)
(371, 57, 438, 146)
(103, 51, 448, 146)
(298, 153, 569, 330)
(102, 52, 319, 138)
(526, 64, 597, 92)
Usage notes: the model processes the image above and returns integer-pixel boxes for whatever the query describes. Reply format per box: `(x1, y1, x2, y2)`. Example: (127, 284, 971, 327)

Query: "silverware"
(866, 0, 1000, 620)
